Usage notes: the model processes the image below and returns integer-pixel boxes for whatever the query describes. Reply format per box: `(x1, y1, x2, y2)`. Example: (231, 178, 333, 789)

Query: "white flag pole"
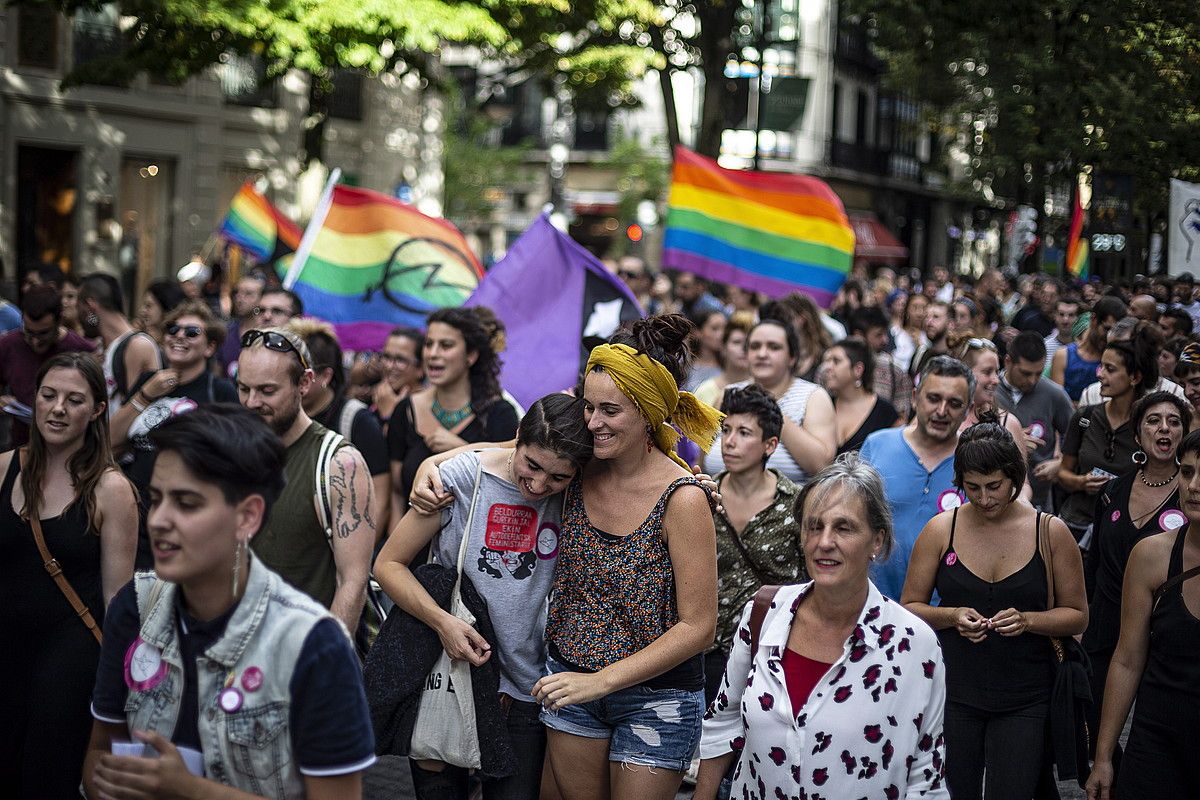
(283, 167, 341, 290)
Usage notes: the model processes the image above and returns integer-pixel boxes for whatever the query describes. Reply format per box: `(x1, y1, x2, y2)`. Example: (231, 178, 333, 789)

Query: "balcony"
(835, 25, 884, 76)
(72, 19, 126, 79)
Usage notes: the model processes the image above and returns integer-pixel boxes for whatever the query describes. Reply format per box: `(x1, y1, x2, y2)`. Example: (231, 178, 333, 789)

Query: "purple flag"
(466, 215, 643, 410)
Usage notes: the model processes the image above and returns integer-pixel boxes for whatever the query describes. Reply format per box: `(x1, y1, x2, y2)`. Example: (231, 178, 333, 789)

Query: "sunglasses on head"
(965, 337, 997, 352)
(240, 329, 310, 370)
(166, 323, 204, 339)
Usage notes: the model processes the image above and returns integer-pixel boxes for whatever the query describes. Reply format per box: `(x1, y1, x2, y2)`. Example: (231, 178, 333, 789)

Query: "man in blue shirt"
(861, 355, 974, 599)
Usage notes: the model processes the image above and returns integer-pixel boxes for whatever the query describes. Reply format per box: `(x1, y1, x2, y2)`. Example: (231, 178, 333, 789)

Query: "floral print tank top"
(546, 475, 702, 671)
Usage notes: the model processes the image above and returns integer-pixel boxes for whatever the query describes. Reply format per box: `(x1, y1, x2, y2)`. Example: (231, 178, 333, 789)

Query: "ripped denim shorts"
(539, 654, 704, 772)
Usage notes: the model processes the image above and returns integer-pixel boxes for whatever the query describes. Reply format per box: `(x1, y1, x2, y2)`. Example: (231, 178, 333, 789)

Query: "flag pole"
(283, 167, 341, 290)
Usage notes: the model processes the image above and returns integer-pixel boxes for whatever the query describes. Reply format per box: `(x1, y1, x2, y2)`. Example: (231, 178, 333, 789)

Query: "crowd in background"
(3, 254, 1200, 799)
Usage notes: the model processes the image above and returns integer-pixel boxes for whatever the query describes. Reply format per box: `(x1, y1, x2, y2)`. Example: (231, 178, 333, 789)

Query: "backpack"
(314, 429, 387, 659)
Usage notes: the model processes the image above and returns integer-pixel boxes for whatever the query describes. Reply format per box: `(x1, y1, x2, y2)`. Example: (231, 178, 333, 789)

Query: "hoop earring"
(1132, 450, 1148, 465)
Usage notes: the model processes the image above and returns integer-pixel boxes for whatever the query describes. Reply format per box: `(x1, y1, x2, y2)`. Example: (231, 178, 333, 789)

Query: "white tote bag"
(409, 460, 483, 769)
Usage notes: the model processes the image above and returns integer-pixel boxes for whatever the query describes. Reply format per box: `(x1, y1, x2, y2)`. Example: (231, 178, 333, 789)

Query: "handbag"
(408, 458, 484, 769)
(21, 451, 102, 645)
(1037, 511, 1092, 787)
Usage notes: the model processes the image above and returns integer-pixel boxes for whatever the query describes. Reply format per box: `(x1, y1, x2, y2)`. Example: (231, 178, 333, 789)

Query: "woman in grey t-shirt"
(375, 394, 592, 800)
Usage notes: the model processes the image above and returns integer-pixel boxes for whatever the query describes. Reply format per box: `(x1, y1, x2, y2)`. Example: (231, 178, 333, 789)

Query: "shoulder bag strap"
(1153, 564, 1200, 605)
(315, 430, 345, 545)
(748, 584, 782, 652)
(1039, 511, 1056, 610)
(448, 459, 485, 619)
(20, 453, 102, 645)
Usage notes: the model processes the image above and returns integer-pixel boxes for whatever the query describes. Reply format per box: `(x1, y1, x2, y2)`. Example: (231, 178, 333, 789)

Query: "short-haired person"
(860, 356, 974, 599)
(218, 273, 266, 374)
(1086, 429, 1200, 798)
(949, 333, 1029, 457)
(849, 305, 914, 422)
(1013, 277, 1059, 338)
(1176, 342, 1200, 428)
(704, 317, 836, 484)
(706, 385, 802, 701)
(0, 284, 96, 447)
(84, 405, 376, 799)
(903, 423, 1087, 799)
(533, 315, 721, 800)
(292, 319, 392, 538)
(255, 287, 303, 328)
(1050, 295, 1127, 401)
(696, 454, 949, 800)
(1, 353, 136, 796)
(996, 331, 1075, 510)
(1057, 334, 1159, 539)
(909, 299, 953, 378)
(1044, 296, 1081, 375)
(78, 273, 164, 419)
(819, 336, 899, 455)
(1159, 306, 1194, 339)
(237, 328, 376, 634)
(375, 394, 593, 800)
(136, 279, 188, 344)
(692, 311, 753, 408)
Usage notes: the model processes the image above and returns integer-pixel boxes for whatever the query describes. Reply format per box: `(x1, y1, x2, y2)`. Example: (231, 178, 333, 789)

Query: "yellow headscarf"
(586, 343, 725, 470)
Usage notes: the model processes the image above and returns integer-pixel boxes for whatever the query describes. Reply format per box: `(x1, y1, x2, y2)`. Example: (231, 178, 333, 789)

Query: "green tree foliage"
(851, 0, 1200, 216)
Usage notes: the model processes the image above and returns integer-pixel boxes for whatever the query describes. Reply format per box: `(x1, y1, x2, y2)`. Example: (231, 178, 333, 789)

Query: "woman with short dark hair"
(903, 423, 1087, 799)
(819, 336, 899, 455)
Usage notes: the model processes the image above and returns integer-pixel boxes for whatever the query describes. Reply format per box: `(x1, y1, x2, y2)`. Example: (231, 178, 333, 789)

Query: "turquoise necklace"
(432, 395, 472, 429)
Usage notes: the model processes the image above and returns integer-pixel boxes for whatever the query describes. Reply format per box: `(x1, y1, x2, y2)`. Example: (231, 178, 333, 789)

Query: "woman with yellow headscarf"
(531, 314, 722, 800)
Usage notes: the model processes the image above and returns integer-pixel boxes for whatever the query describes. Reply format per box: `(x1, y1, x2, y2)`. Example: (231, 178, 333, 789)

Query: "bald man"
(1130, 294, 1159, 323)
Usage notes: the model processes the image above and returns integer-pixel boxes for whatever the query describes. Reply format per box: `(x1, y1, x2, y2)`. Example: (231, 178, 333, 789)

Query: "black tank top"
(1140, 528, 1200, 706)
(935, 508, 1054, 711)
(0, 455, 104, 634)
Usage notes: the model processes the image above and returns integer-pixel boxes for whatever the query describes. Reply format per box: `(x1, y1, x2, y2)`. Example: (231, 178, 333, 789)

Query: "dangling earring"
(1132, 449, 1148, 465)
(231, 539, 245, 599)
(645, 424, 655, 453)
(85, 312, 100, 328)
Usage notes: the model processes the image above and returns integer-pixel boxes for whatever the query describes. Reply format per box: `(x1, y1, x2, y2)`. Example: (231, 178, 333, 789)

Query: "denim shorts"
(539, 655, 704, 772)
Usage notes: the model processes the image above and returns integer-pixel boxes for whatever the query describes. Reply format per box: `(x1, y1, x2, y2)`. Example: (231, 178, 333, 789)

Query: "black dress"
(836, 396, 899, 455)
(0, 456, 105, 798)
(1083, 473, 1182, 740)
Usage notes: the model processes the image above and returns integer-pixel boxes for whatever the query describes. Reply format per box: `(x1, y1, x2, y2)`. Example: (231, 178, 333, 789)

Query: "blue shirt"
(860, 428, 957, 600)
(0, 301, 20, 334)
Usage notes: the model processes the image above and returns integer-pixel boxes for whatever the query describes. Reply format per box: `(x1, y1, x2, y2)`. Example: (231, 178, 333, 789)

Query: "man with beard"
(1012, 276, 1059, 337)
(236, 327, 375, 633)
(909, 299, 954, 379)
(217, 272, 265, 374)
(860, 356, 973, 599)
(78, 273, 163, 420)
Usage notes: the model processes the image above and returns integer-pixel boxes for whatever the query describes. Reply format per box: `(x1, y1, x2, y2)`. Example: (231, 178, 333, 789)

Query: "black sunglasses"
(166, 323, 204, 339)
(618, 270, 645, 280)
(240, 329, 310, 370)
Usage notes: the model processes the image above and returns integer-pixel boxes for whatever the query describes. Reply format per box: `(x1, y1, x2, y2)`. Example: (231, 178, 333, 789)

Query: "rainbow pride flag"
(218, 182, 302, 263)
(284, 185, 482, 351)
(1066, 188, 1090, 278)
(662, 147, 854, 307)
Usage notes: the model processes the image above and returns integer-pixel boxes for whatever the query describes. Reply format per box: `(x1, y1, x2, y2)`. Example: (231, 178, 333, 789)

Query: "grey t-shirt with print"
(435, 450, 562, 701)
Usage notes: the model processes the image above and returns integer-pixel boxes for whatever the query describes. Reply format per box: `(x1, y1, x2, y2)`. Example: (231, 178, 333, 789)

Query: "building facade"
(0, 5, 441, 300)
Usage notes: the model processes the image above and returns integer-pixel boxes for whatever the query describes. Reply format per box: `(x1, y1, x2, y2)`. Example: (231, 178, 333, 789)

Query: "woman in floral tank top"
(532, 315, 723, 800)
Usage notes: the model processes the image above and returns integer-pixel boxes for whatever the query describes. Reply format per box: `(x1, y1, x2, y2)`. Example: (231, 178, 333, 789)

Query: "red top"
(781, 648, 833, 714)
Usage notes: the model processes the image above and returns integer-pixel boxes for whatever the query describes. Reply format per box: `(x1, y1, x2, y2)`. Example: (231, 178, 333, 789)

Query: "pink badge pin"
(240, 667, 264, 693)
(945, 552, 958, 567)
(218, 687, 244, 713)
(124, 637, 168, 692)
(1111, 510, 1121, 522)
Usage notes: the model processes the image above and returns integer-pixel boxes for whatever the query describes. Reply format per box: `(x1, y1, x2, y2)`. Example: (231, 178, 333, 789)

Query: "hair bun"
(630, 314, 693, 360)
(469, 306, 508, 354)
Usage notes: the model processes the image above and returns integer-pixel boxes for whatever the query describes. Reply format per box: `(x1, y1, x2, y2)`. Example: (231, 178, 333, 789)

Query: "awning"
(849, 213, 909, 263)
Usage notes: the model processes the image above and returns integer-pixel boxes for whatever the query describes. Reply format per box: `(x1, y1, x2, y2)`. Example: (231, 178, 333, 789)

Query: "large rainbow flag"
(218, 182, 302, 263)
(662, 146, 854, 307)
(283, 185, 483, 351)
(1066, 187, 1090, 278)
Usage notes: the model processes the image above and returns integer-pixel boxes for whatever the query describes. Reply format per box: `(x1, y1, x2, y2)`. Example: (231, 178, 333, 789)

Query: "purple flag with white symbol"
(466, 215, 643, 410)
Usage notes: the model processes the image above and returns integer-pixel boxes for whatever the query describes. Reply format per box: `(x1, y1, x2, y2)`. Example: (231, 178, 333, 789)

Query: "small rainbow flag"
(284, 185, 483, 351)
(218, 182, 302, 263)
(1066, 188, 1089, 278)
(662, 146, 854, 306)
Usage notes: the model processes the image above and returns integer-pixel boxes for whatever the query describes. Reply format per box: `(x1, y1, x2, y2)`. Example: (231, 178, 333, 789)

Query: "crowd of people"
(3, 257, 1200, 799)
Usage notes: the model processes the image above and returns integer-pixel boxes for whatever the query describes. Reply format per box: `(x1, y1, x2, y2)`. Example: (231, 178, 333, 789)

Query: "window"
(72, 5, 124, 78)
(326, 69, 365, 121)
(831, 83, 842, 141)
(855, 90, 869, 145)
(219, 53, 278, 108)
(18, 5, 59, 69)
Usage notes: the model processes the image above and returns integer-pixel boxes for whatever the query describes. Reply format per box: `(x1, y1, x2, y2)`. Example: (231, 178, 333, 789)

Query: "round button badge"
(1029, 421, 1046, 440)
(218, 687, 244, 713)
(1159, 509, 1187, 531)
(937, 489, 965, 512)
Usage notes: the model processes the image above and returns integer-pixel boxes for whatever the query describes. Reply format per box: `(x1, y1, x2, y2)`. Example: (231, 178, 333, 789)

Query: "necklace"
(432, 396, 472, 429)
(1139, 467, 1179, 488)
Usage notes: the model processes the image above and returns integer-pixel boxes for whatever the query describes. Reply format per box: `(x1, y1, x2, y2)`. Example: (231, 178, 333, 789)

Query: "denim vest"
(126, 554, 336, 798)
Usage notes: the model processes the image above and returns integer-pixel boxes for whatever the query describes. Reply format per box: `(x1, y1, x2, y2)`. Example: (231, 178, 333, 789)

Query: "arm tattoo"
(330, 452, 375, 539)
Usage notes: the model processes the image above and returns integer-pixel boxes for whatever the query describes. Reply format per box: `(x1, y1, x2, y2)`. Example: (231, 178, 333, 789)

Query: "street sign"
(759, 76, 811, 132)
